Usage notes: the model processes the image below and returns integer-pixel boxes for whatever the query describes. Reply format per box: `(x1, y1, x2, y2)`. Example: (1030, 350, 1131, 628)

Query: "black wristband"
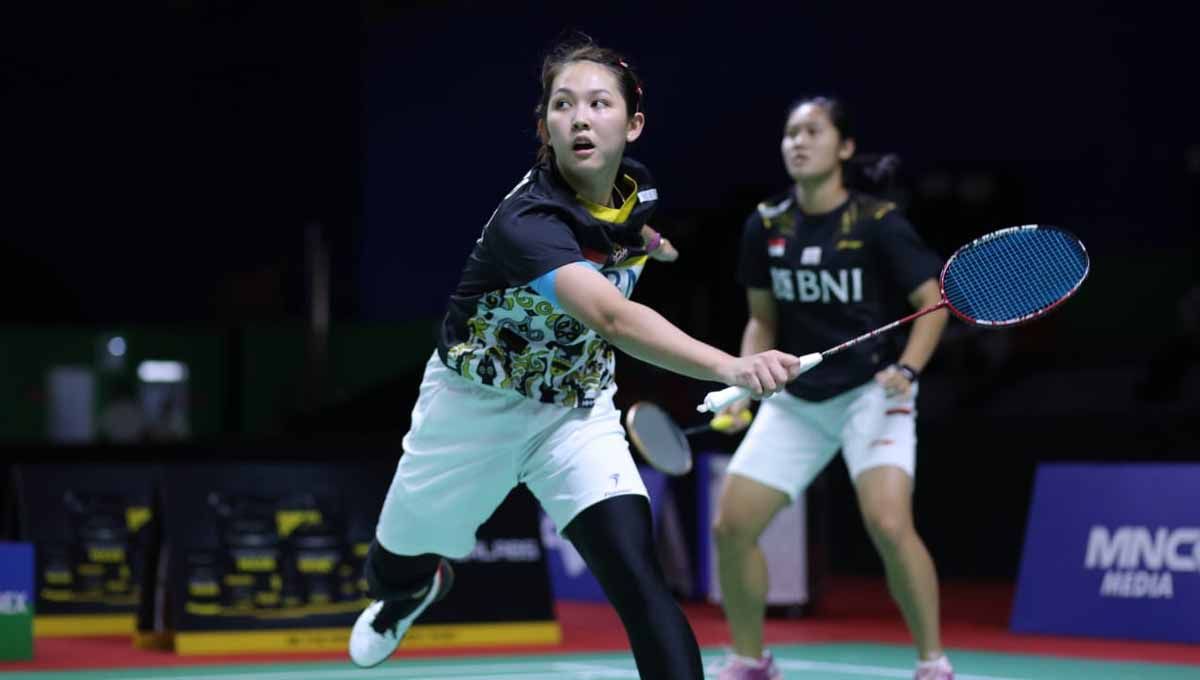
(894, 363, 919, 382)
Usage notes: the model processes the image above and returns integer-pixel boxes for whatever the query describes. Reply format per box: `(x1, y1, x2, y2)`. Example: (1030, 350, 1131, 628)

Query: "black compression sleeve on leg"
(563, 495, 703, 680)
(363, 539, 440, 601)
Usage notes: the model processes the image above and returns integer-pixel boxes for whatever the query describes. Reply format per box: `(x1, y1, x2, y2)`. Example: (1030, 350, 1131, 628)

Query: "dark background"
(3, 1, 1197, 590)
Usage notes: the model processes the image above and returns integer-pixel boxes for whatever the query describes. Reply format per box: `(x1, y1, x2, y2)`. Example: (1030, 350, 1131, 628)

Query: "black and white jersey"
(738, 191, 941, 401)
(437, 157, 658, 408)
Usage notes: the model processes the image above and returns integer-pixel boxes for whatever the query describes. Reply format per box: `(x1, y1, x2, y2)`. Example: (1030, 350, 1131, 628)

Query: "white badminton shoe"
(717, 650, 783, 680)
(915, 654, 955, 680)
(348, 559, 454, 668)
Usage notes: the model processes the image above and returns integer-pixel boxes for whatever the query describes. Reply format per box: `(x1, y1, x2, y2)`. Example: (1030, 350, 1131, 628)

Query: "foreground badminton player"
(348, 37, 804, 680)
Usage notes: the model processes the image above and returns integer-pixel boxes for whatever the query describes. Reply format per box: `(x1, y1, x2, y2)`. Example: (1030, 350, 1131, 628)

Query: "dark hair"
(534, 35, 644, 164)
(787, 95, 855, 142)
(786, 95, 900, 193)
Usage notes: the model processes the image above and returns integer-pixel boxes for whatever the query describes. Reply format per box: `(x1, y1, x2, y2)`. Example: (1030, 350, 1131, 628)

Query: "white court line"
(549, 660, 640, 678)
(268, 675, 610, 680)
(777, 659, 1029, 680)
(76, 660, 639, 680)
(46, 656, 1030, 680)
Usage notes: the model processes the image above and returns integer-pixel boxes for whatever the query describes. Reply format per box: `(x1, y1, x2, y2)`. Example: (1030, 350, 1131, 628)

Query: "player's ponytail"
(847, 152, 902, 195)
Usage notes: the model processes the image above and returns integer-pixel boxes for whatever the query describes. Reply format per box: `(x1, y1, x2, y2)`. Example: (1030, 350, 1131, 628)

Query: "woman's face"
(781, 102, 853, 183)
(544, 60, 644, 183)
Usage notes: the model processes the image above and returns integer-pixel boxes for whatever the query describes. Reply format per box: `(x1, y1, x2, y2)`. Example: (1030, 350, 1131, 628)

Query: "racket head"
(940, 225, 1089, 327)
(624, 401, 693, 476)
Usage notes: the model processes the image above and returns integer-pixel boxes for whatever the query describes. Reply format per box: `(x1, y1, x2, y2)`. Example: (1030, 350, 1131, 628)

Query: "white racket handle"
(697, 386, 749, 414)
(696, 352, 824, 413)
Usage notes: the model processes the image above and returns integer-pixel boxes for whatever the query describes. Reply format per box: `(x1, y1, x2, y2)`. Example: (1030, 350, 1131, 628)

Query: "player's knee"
(862, 510, 911, 548)
(712, 512, 758, 549)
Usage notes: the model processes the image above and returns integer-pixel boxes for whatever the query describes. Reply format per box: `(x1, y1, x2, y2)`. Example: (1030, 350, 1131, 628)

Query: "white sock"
(917, 655, 951, 670)
(733, 652, 767, 665)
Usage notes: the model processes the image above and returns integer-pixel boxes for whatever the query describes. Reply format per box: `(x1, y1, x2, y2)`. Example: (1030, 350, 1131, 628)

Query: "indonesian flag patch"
(767, 238, 786, 257)
(582, 247, 608, 265)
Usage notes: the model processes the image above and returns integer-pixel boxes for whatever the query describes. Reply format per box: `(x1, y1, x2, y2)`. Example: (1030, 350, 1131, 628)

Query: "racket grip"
(695, 352, 823, 413)
(697, 386, 749, 413)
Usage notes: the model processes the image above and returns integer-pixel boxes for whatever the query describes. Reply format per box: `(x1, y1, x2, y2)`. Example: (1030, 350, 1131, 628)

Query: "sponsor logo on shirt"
(800, 246, 822, 265)
(582, 246, 630, 266)
(770, 267, 864, 303)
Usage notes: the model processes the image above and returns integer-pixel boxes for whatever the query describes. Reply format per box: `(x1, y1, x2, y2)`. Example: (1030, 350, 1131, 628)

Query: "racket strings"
(944, 228, 1087, 324)
(629, 404, 691, 474)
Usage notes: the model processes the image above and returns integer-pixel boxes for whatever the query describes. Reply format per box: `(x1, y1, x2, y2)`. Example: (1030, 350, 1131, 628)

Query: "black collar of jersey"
(536, 156, 657, 249)
(762, 188, 853, 219)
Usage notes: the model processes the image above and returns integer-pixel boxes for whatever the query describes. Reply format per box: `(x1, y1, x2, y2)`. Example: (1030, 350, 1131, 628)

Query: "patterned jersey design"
(446, 255, 647, 408)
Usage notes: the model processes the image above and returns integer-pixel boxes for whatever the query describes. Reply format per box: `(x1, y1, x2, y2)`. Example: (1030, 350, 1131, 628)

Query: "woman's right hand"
(718, 350, 802, 399)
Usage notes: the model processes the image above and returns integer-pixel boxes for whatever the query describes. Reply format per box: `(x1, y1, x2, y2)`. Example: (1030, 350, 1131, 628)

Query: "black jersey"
(738, 191, 941, 401)
(437, 157, 658, 408)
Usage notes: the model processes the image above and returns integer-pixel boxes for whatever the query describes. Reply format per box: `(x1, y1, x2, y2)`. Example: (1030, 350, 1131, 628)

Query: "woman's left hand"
(874, 364, 913, 398)
(649, 237, 678, 262)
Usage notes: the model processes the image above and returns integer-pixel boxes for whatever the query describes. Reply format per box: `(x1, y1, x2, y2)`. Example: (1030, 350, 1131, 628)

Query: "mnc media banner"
(12, 464, 156, 636)
(1012, 463, 1200, 643)
(158, 461, 556, 654)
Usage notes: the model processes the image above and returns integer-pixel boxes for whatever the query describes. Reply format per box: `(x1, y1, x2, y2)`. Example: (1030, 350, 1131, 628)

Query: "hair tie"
(618, 60, 643, 111)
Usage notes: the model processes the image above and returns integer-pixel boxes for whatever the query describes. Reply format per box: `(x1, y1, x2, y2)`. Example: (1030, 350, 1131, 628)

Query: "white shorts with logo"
(376, 353, 647, 559)
(727, 380, 918, 502)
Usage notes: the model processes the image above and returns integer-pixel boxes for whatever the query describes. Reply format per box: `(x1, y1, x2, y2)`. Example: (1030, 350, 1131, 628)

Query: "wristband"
(645, 230, 662, 252)
(893, 363, 919, 382)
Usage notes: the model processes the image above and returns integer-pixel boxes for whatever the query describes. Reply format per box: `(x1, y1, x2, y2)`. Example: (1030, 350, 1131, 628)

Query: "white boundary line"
(4, 653, 1042, 680)
(777, 659, 1029, 680)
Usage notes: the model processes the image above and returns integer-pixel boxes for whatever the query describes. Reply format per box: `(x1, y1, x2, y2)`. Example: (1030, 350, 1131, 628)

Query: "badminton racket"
(698, 224, 1090, 413)
(626, 402, 752, 475)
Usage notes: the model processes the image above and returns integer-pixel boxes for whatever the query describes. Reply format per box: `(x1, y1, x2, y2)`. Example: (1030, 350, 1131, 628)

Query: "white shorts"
(727, 380, 918, 502)
(375, 353, 647, 559)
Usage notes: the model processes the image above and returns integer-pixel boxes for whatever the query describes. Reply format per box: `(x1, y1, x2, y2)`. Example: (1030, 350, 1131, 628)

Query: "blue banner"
(0, 541, 34, 660)
(1012, 463, 1200, 643)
